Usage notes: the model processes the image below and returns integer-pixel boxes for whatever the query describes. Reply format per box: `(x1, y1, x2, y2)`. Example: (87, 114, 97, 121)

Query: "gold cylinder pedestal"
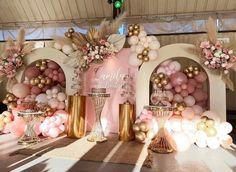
(119, 102, 135, 141)
(67, 95, 86, 139)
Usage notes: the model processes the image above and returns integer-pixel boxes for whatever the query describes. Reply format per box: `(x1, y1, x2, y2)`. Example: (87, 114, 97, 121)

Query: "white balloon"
(170, 119, 182, 132)
(130, 45, 136, 52)
(207, 137, 220, 149)
(36, 94, 48, 104)
(148, 50, 158, 60)
(195, 140, 207, 148)
(62, 45, 73, 55)
(192, 105, 203, 116)
(128, 36, 139, 45)
(128, 53, 142, 67)
(195, 130, 207, 142)
(185, 131, 196, 144)
(138, 30, 147, 38)
(143, 42, 149, 48)
(52, 87, 59, 94)
(172, 132, 191, 152)
(46, 90, 52, 95)
(146, 36, 153, 43)
(54, 42, 62, 50)
(135, 44, 144, 54)
(219, 122, 233, 134)
(149, 41, 160, 50)
(139, 36, 147, 43)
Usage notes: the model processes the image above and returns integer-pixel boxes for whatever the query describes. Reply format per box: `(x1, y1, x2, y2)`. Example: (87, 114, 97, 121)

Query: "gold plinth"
(119, 102, 135, 141)
(67, 95, 86, 139)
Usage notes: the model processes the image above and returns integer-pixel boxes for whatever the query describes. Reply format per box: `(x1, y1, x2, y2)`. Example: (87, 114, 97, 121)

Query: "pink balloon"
(170, 61, 181, 71)
(49, 99, 59, 109)
(181, 107, 195, 120)
(47, 61, 59, 70)
(53, 70, 58, 75)
(12, 83, 30, 98)
(48, 127, 60, 138)
(54, 110, 68, 123)
(166, 91, 174, 101)
(24, 66, 40, 79)
(173, 94, 183, 103)
(181, 90, 189, 97)
(39, 124, 49, 133)
(192, 105, 203, 116)
(192, 89, 207, 102)
(53, 75, 59, 81)
(44, 68, 53, 76)
(9, 117, 26, 137)
(59, 125, 65, 133)
(175, 86, 182, 93)
(164, 83, 172, 90)
(49, 122, 57, 128)
(196, 83, 203, 89)
(194, 71, 208, 83)
(181, 84, 187, 90)
(48, 73, 53, 78)
(33, 122, 41, 135)
(55, 117, 62, 126)
(31, 86, 42, 95)
(187, 83, 195, 94)
(57, 102, 65, 110)
(58, 73, 65, 82)
(196, 101, 207, 107)
(171, 72, 188, 86)
(188, 79, 197, 86)
(161, 60, 172, 66)
(184, 96, 196, 107)
(156, 67, 166, 74)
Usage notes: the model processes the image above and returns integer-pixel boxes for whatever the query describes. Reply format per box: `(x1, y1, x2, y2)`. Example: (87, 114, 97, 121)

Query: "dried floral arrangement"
(60, 12, 127, 72)
(199, 17, 236, 90)
(0, 29, 34, 91)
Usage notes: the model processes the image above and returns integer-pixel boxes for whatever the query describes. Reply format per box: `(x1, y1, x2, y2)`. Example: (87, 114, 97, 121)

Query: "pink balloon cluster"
(46, 87, 67, 110)
(44, 61, 65, 84)
(39, 115, 66, 138)
(157, 60, 181, 76)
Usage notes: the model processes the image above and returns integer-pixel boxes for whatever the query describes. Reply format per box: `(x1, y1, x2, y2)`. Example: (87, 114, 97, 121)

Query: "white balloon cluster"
(45, 87, 67, 110)
(54, 42, 77, 55)
(127, 24, 160, 67)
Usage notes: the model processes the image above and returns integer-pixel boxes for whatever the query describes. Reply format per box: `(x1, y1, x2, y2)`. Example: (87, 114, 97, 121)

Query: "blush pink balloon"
(33, 122, 41, 135)
(196, 101, 207, 107)
(188, 79, 197, 86)
(192, 105, 203, 116)
(10, 117, 26, 137)
(57, 102, 65, 110)
(53, 75, 59, 81)
(181, 107, 195, 120)
(156, 67, 166, 74)
(181, 84, 187, 90)
(194, 71, 208, 83)
(184, 95, 196, 107)
(48, 127, 60, 138)
(161, 60, 172, 66)
(181, 90, 188, 97)
(39, 124, 49, 133)
(58, 73, 65, 82)
(173, 94, 183, 103)
(171, 72, 188, 86)
(59, 125, 65, 133)
(47, 61, 59, 70)
(24, 66, 41, 79)
(54, 110, 68, 123)
(175, 86, 182, 93)
(31, 86, 42, 95)
(12, 83, 31, 98)
(53, 70, 58, 75)
(44, 68, 53, 76)
(164, 83, 172, 90)
(187, 83, 195, 94)
(48, 73, 53, 78)
(166, 91, 174, 101)
(192, 89, 207, 102)
(196, 83, 203, 89)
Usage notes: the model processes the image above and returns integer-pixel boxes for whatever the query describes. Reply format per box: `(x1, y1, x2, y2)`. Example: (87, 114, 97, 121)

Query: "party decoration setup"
(0, 13, 235, 170)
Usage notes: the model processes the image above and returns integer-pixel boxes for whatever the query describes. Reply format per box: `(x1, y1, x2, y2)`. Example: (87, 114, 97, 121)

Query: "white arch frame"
(136, 43, 226, 121)
(16, 47, 76, 95)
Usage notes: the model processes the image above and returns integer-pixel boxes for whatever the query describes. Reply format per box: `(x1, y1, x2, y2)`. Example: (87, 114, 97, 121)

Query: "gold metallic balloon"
(161, 79, 168, 86)
(187, 73, 193, 78)
(188, 66, 194, 72)
(128, 25, 134, 31)
(38, 75, 43, 79)
(137, 54, 143, 60)
(174, 110, 181, 115)
(154, 78, 160, 84)
(197, 122, 206, 131)
(46, 78, 51, 85)
(146, 130, 155, 140)
(201, 116, 209, 122)
(134, 24, 140, 30)
(205, 119, 215, 128)
(38, 83, 44, 88)
(133, 30, 139, 36)
(135, 131, 146, 143)
(133, 123, 140, 132)
(205, 127, 217, 137)
(7, 96, 13, 102)
(41, 60, 47, 65)
(193, 66, 199, 71)
(184, 69, 189, 73)
(35, 62, 40, 67)
(128, 31, 133, 37)
(157, 83, 163, 88)
(143, 56, 149, 62)
(40, 65, 46, 71)
(65, 32, 72, 38)
(158, 73, 165, 79)
(30, 79, 36, 85)
(68, 28, 75, 33)
(142, 49, 149, 56)
(139, 122, 149, 132)
(40, 78, 46, 84)
(34, 78, 40, 84)
(193, 70, 199, 75)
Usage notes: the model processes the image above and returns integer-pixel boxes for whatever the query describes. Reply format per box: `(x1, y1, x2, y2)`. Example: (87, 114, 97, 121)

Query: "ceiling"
(0, 0, 236, 28)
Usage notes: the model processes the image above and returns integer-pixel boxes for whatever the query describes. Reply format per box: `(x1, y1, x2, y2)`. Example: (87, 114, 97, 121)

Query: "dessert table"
(0, 133, 236, 172)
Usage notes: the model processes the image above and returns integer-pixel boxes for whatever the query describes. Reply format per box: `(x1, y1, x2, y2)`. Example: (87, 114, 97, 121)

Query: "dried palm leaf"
(110, 12, 127, 34)
(52, 36, 73, 46)
(107, 34, 125, 51)
(17, 28, 25, 48)
(73, 32, 87, 45)
(86, 27, 98, 43)
(97, 19, 110, 39)
(206, 17, 217, 44)
(22, 42, 35, 54)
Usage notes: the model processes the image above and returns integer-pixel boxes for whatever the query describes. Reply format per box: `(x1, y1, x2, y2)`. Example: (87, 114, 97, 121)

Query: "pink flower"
(99, 39, 106, 45)
(200, 41, 211, 48)
(230, 56, 236, 62)
(215, 41, 223, 49)
(204, 50, 213, 59)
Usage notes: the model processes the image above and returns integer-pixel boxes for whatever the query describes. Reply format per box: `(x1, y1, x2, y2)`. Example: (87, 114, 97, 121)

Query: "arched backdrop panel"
(136, 43, 226, 121)
(15, 47, 75, 95)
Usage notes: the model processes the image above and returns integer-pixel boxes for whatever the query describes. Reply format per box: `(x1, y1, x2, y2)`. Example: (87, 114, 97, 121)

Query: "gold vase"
(67, 95, 86, 139)
(119, 102, 135, 141)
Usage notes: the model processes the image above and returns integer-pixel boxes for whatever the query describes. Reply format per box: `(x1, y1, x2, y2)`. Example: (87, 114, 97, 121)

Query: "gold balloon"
(205, 119, 215, 128)
(128, 25, 134, 31)
(205, 127, 217, 137)
(40, 65, 46, 71)
(134, 24, 140, 30)
(135, 132, 146, 142)
(7, 96, 13, 101)
(197, 122, 206, 131)
(142, 49, 149, 56)
(137, 54, 143, 60)
(154, 78, 160, 84)
(35, 78, 40, 84)
(184, 69, 189, 73)
(38, 75, 43, 79)
(187, 73, 193, 78)
(68, 28, 75, 33)
(143, 56, 149, 62)
(35, 62, 40, 67)
(8, 102, 17, 109)
(158, 73, 165, 79)
(46, 78, 51, 85)
(146, 130, 155, 140)
(65, 32, 72, 38)
(30, 79, 36, 85)
(174, 110, 181, 115)
(157, 83, 163, 88)
(2, 99, 8, 104)
(188, 66, 194, 72)
(193, 70, 199, 75)
(139, 122, 149, 132)
(128, 31, 133, 37)
(133, 123, 140, 132)
(194, 66, 199, 71)
(38, 83, 44, 88)
(133, 30, 139, 36)
(41, 60, 47, 65)
(40, 78, 46, 84)
(161, 79, 168, 86)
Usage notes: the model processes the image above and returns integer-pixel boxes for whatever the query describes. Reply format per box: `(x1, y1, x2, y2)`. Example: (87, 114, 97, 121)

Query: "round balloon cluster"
(133, 109, 158, 143)
(45, 87, 67, 110)
(156, 60, 181, 76)
(128, 24, 160, 66)
(172, 102, 186, 115)
(150, 72, 169, 88)
(0, 111, 14, 133)
(2, 93, 18, 110)
(39, 113, 67, 138)
(197, 116, 217, 137)
(183, 66, 200, 78)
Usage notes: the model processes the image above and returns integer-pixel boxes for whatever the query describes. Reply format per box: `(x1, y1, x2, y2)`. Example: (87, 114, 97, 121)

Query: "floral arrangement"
(199, 17, 236, 90)
(0, 29, 34, 91)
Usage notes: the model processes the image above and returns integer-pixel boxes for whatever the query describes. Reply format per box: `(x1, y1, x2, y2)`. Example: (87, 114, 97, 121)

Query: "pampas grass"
(206, 17, 217, 44)
(110, 12, 127, 34)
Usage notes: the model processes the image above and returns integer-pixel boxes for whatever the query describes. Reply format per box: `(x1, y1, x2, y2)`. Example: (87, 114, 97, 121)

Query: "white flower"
(224, 70, 229, 74)
(225, 55, 230, 59)
(94, 50, 98, 54)
(95, 54, 100, 59)
(211, 46, 216, 51)
(228, 50, 233, 54)
(221, 63, 227, 67)
(204, 61, 210, 65)
(86, 43, 90, 47)
(13, 53, 18, 58)
(210, 60, 215, 64)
